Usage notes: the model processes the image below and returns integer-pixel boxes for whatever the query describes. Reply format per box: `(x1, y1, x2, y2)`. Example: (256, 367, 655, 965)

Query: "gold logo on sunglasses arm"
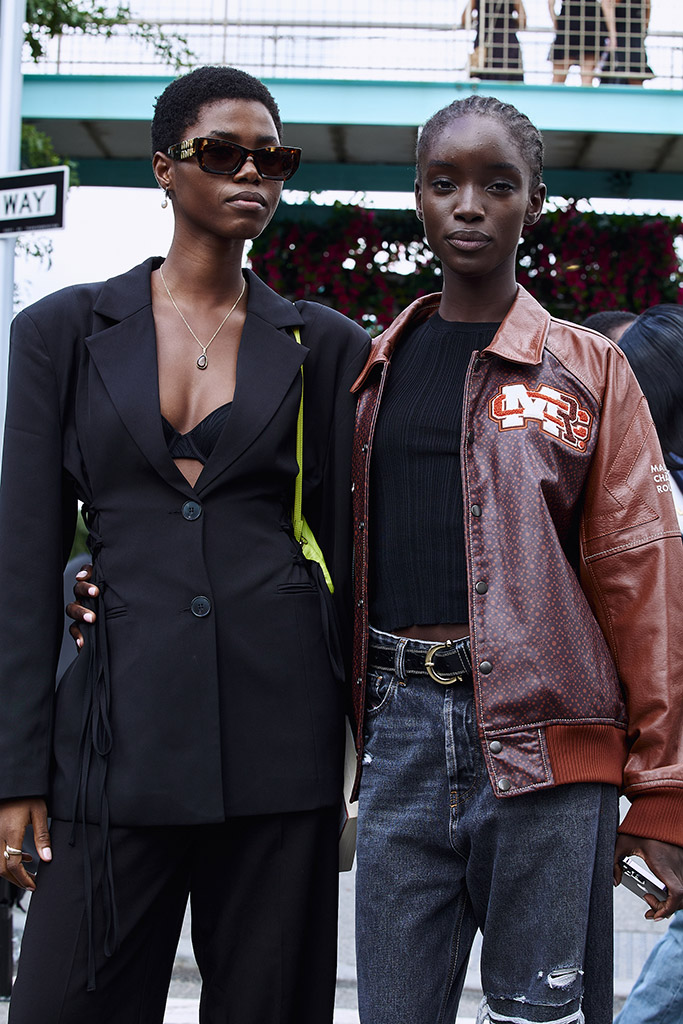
(177, 139, 196, 159)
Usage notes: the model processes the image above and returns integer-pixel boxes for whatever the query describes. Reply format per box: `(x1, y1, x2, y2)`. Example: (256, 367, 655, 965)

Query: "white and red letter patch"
(488, 382, 593, 451)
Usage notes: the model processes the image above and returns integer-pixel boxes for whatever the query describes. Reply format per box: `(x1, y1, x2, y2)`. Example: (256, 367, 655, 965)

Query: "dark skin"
(152, 98, 283, 487)
(0, 96, 285, 891)
(398, 113, 545, 644)
(67, 115, 683, 921)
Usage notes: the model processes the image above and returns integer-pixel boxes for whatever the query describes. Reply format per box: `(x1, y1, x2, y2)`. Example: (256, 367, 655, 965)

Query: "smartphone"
(620, 856, 668, 904)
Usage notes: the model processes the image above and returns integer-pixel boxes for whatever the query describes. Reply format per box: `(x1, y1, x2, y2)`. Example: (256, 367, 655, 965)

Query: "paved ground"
(0, 859, 667, 1022)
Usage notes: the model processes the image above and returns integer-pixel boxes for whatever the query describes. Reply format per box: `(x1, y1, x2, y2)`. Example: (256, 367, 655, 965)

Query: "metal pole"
(0, 0, 27, 460)
(0, 0, 26, 994)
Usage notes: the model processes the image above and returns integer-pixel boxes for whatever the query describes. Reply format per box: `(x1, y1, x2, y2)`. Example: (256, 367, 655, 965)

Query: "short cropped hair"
(151, 65, 283, 156)
(416, 95, 544, 193)
(619, 304, 683, 460)
(582, 310, 636, 342)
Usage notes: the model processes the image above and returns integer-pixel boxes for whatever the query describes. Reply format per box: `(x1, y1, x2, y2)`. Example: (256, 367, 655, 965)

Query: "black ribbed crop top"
(369, 315, 499, 630)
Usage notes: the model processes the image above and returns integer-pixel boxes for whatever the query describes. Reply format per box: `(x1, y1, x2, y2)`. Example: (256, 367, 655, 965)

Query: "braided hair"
(416, 95, 544, 193)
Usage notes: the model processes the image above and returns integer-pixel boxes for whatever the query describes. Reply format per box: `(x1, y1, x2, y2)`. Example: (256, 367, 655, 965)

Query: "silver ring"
(3, 845, 23, 859)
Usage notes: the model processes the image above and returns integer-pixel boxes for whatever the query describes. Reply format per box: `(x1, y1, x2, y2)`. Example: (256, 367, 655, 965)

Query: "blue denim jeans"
(614, 911, 683, 1024)
(355, 627, 619, 1024)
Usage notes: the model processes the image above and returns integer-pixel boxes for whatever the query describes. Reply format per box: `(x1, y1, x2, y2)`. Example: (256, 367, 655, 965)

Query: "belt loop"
(462, 638, 473, 674)
(394, 636, 408, 683)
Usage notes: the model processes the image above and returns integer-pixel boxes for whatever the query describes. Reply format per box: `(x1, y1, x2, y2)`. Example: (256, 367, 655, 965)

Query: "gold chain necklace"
(159, 265, 246, 370)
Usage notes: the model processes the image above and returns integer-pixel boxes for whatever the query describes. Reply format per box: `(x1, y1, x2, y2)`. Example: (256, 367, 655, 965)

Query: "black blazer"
(0, 258, 369, 826)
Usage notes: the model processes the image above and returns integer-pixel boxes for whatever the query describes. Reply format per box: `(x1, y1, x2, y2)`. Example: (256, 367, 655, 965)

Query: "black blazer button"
(182, 500, 202, 521)
(190, 596, 211, 617)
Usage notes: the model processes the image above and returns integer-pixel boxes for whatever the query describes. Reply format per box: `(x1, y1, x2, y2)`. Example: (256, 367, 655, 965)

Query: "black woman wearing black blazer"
(0, 66, 369, 1023)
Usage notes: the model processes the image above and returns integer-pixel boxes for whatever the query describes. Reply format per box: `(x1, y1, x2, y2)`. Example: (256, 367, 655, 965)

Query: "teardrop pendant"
(197, 353, 208, 370)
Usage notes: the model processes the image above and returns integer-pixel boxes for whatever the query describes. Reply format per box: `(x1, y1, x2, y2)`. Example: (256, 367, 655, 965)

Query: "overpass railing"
(22, 0, 683, 90)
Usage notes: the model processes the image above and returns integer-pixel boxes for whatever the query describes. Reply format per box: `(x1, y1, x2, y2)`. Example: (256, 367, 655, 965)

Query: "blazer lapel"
(85, 258, 196, 497)
(196, 271, 306, 495)
(84, 261, 306, 498)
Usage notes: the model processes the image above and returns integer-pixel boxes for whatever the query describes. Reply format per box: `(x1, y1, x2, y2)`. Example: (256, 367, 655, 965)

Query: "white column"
(0, 0, 27, 457)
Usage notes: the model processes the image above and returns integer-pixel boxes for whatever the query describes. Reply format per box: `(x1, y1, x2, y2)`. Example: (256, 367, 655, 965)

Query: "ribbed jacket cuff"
(618, 790, 683, 847)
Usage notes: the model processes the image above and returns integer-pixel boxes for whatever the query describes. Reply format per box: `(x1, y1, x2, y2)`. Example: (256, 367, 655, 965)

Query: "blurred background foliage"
(250, 202, 683, 333)
(24, 0, 193, 66)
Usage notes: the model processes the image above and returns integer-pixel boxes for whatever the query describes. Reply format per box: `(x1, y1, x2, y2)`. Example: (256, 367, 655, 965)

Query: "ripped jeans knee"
(477, 966, 585, 1024)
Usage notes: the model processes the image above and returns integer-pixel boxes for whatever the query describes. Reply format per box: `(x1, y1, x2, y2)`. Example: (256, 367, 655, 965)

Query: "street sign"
(0, 165, 69, 236)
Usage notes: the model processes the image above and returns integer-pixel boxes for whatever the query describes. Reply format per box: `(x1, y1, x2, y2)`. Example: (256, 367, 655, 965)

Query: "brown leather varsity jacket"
(349, 285, 683, 846)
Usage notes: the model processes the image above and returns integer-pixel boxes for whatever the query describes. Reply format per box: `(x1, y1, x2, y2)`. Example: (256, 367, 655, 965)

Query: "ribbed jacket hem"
(546, 722, 627, 787)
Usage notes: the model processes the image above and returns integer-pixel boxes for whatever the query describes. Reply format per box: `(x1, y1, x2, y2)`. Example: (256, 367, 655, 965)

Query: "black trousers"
(9, 807, 340, 1024)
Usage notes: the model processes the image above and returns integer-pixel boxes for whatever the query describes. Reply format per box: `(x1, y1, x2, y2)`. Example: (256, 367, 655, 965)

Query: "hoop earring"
(161, 188, 170, 209)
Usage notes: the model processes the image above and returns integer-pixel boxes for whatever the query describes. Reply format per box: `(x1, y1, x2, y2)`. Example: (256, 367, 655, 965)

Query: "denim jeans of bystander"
(614, 911, 683, 1024)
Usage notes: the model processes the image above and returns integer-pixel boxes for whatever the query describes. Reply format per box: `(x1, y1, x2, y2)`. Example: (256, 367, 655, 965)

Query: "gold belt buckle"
(425, 640, 464, 685)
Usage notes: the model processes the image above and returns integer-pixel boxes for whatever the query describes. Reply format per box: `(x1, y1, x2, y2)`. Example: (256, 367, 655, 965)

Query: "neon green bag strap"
(292, 330, 305, 542)
(292, 328, 334, 593)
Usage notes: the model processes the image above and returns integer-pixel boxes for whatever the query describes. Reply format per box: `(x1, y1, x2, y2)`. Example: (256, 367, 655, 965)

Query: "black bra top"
(162, 402, 232, 465)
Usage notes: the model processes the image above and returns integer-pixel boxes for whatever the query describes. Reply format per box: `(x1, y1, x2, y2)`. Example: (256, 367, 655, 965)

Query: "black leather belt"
(368, 630, 472, 685)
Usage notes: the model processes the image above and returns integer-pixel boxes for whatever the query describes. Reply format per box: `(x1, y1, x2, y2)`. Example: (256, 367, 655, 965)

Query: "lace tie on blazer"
(68, 503, 118, 991)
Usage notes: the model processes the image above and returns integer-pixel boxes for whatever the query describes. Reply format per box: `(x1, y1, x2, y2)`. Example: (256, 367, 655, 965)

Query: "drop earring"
(161, 188, 170, 209)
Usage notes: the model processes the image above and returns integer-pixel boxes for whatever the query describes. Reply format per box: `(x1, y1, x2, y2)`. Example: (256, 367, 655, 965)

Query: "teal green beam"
(23, 74, 683, 136)
(77, 159, 157, 188)
(74, 158, 683, 201)
(271, 79, 683, 136)
(73, 158, 416, 190)
(22, 74, 167, 120)
(543, 169, 683, 201)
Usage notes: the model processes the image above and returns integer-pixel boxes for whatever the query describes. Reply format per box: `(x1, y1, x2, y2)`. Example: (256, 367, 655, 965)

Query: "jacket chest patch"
(488, 382, 593, 452)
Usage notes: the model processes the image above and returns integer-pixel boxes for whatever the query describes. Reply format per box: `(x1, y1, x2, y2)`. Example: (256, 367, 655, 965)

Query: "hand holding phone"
(619, 856, 668, 904)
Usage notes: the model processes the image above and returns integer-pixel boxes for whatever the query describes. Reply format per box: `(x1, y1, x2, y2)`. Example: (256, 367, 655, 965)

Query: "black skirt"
(473, 0, 524, 82)
(550, 0, 607, 62)
(600, 0, 653, 82)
